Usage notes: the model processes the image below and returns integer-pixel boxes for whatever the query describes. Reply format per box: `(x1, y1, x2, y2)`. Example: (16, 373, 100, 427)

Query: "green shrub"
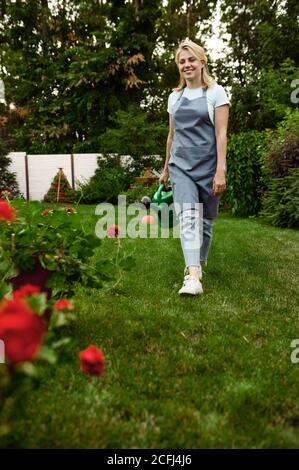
(222, 130, 267, 216)
(78, 106, 166, 205)
(268, 139, 299, 178)
(261, 168, 299, 228)
(260, 110, 299, 228)
(99, 105, 167, 175)
(123, 181, 160, 205)
(43, 170, 79, 204)
(265, 109, 299, 178)
(79, 155, 132, 205)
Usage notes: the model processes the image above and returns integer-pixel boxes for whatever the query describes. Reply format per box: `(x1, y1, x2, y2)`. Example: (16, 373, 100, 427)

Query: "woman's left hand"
(213, 171, 226, 196)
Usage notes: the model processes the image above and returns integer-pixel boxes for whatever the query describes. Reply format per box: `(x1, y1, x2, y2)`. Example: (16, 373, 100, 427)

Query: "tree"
(0, 104, 19, 196)
(215, 0, 299, 132)
(1, 0, 298, 150)
(0, 0, 159, 152)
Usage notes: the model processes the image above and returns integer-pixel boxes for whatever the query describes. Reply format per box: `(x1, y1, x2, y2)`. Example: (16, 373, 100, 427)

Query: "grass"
(10, 207, 299, 448)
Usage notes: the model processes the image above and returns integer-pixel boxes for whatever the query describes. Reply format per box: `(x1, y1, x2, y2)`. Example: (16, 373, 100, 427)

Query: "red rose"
(79, 345, 105, 376)
(53, 299, 74, 311)
(40, 209, 53, 216)
(0, 299, 46, 365)
(107, 224, 121, 238)
(13, 284, 41, 300)
(0, 200, 16, 222)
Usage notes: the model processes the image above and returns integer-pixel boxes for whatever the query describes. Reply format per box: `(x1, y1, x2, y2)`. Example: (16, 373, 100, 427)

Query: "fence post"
(25, 153, 30, 201)
(0, 339, 4, 364)
(70, 153, 75, 189)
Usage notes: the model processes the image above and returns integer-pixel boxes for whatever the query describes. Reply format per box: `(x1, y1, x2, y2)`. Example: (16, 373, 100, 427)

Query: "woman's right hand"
(159, 168, 169, 189)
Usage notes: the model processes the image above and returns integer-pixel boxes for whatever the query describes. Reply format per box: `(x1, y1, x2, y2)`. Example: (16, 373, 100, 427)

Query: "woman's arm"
(159, 114, 174, 188)
(213, 104, 229, 196)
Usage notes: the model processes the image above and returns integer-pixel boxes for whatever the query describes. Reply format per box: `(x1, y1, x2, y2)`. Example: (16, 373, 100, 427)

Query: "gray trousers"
(179, 209, 213, 268)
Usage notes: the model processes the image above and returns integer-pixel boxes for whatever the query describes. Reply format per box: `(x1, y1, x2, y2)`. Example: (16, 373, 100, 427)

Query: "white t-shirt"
(167, 83, 230, 125)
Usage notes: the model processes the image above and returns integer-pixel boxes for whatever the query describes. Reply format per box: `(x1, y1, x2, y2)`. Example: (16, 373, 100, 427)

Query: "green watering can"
(152, 179, 179, 229)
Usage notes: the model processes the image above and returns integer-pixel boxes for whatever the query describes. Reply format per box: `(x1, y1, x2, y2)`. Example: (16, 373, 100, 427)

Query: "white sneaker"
(178, 275, 203, 295)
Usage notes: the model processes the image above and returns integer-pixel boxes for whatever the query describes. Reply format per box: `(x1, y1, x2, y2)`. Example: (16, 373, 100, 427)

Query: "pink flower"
(79, 345, 105, 376)
(53, 299, 74, 311)
(0, 200, 16, 222)
(107, 224, 121, 238)
(141, 215, 155, 225)
(13, 284, 41, 300)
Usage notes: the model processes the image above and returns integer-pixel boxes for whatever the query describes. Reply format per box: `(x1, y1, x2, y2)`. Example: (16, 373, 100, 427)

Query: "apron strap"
(178, 88, 185, 101)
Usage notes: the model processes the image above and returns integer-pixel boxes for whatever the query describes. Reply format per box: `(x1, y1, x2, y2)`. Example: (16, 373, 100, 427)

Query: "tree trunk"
(41, 0, 49, 54)
(0, 0, 6, 20)
(133, 0, 143, 21)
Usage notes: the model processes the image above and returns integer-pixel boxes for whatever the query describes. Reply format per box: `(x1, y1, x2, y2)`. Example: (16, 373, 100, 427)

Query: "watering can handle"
(155, 179, 171, 204)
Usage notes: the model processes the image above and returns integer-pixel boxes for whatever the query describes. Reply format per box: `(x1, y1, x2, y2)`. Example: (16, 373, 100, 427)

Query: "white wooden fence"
(8, 152, 99, 201)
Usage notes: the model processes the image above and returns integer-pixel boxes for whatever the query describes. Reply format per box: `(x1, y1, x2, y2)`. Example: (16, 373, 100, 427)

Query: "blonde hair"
(174, 40, 215, 91)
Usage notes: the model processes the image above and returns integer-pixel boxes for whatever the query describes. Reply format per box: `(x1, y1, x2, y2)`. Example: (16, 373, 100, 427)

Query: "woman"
(159, 40, 229, 295)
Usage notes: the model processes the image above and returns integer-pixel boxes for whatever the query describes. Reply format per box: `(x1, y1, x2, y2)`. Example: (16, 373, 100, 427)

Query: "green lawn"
(12, 207, 299, 448)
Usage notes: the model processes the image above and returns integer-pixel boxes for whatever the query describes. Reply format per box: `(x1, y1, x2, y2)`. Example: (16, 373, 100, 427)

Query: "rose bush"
(0, 197, 108, 299)
(0, 284, 76, 445)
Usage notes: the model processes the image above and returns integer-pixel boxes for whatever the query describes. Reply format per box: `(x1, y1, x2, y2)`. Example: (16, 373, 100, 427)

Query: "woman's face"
(178, 49, 204, 83)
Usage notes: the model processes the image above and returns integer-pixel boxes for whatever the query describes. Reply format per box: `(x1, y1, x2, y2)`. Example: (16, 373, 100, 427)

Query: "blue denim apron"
(168, 87, 219, 219)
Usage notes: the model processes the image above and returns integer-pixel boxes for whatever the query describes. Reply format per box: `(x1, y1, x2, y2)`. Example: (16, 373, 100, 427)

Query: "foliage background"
(0, 0, 298, 222)
(1, 0, 298, 152)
